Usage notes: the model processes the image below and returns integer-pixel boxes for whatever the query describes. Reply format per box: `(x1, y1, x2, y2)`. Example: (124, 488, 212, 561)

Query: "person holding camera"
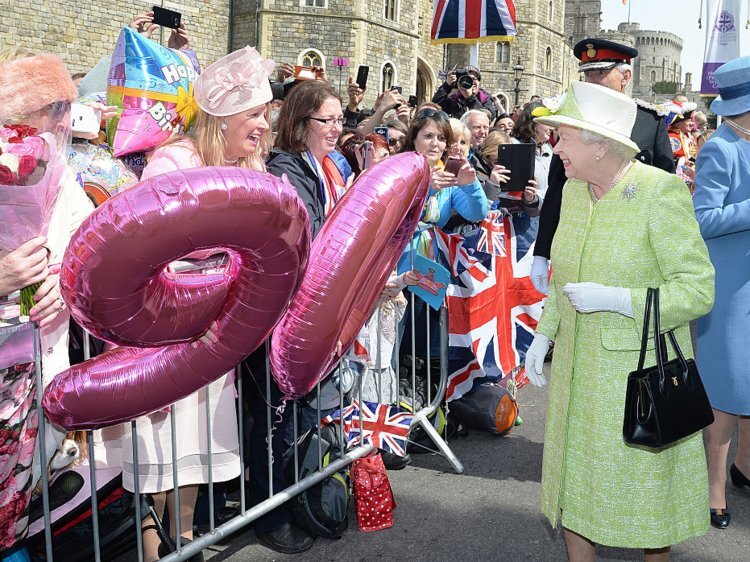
(432, 66, 497, 121)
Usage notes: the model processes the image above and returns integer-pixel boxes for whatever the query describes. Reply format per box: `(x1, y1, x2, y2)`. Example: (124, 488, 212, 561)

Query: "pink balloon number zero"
(42, 167, 309, 430)
(271, 152, 431, 398)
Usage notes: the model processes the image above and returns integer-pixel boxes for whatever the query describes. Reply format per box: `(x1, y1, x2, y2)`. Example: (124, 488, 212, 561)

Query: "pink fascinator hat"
(194, 47, 276, 117)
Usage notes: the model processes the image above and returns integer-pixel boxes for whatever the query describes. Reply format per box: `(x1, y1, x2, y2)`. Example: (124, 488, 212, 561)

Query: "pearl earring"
(595, 155, 602, 162)
(220, 122, 228, 131)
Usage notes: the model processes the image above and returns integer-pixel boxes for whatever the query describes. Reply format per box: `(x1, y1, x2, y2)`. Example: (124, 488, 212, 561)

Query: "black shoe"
(381, 451, 411, 470)
(255, 522, 314, 554)
(730, 463, 750, 489)
(710, 507, 731, 529)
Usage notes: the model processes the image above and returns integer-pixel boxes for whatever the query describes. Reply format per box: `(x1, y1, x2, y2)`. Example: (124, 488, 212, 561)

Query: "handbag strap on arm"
(636, 287, 655, 371)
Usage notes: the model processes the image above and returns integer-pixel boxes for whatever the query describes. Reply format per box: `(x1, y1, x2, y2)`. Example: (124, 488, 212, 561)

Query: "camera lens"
(459, 76, 474, 90)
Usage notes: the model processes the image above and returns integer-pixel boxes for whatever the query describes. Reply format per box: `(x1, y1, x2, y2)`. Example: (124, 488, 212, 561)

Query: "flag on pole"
(701, 0, 741, 95)
(431, 0, 517, 44)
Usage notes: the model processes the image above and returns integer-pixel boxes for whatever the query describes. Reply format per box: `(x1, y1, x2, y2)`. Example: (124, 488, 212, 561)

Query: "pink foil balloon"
(271, 152, 430, 398)
(43, 167, 309, 430)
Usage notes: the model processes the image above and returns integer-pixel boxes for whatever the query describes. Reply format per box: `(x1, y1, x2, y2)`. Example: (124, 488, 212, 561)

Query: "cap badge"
(586, 44, 597, 59)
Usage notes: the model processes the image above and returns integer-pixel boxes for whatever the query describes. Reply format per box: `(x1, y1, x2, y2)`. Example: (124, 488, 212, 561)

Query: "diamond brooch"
(622, 184, 638, 200)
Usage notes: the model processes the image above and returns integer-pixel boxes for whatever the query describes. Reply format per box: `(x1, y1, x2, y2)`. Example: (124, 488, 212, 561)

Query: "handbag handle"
(636, 288, 655, 372)
(638, 288, 690, 391)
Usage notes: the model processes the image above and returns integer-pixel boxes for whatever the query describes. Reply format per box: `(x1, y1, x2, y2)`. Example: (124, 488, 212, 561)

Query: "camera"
(458, 74, 474, 90)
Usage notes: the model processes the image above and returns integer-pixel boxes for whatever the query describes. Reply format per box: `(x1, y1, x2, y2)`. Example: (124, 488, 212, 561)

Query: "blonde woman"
(125, 46, 275, 561)
(448, 117, 471, 159)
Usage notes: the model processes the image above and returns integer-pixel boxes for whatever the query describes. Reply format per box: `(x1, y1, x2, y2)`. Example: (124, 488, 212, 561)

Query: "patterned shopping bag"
(349, 453, 396, 532)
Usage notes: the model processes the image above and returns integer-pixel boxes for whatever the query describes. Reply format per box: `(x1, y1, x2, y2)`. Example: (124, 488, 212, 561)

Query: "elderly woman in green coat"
(524, 81, 715, 562)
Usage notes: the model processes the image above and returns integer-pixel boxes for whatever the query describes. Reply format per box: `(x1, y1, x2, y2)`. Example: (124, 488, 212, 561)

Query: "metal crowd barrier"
(14, 261, 464, 561)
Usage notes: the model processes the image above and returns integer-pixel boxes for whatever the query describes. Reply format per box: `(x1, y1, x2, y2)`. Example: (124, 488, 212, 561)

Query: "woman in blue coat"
(693, 56, 750, 530)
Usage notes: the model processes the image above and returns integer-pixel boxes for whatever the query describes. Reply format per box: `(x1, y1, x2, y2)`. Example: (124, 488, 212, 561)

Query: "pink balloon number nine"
(43, 154, 429, 428)
(42, 167, 309, 430)
(271, 153, 430, 398)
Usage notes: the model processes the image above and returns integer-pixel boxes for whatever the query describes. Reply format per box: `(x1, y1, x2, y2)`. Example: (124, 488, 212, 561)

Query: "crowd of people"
(0, 9, 747, 562)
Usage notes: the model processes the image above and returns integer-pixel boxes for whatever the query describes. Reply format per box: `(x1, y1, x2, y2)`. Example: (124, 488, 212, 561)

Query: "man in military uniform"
(530, 38, 676, 294)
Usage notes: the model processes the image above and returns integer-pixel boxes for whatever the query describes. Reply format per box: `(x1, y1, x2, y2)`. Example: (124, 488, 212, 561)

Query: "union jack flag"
(462, 212, 506, 257)
(431, 0, 517, 44)
(323, 400, 414, 457)
(432, 211, 545, 401)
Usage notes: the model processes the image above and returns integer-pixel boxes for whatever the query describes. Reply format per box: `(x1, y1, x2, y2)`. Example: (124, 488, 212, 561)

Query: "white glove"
(524, 333, 550, 387)
(562, 282, 634, 318)
(530, 256, 549, 294)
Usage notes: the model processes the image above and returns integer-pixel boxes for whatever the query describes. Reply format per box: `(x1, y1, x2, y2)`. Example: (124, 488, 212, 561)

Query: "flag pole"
(628, 0, 632, 25)
(698, 0, 703, 28)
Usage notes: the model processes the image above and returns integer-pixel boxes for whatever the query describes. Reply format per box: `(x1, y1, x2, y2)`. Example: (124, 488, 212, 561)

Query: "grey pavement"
(192, 364, 749, 562)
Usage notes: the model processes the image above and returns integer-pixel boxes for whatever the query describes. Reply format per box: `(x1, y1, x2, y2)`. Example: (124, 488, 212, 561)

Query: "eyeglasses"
(417, 108, 450, 121)
(388, 137, 403, 146)
(308, 116, 345, 127)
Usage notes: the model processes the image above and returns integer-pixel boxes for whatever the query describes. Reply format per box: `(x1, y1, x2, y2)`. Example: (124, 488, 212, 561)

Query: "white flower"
(0, 152, 20, 173)
(542, 94, 565, 114)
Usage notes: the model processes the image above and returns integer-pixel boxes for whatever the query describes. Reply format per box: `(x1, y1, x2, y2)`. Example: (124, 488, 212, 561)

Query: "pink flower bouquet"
(0, 124, 67, 316)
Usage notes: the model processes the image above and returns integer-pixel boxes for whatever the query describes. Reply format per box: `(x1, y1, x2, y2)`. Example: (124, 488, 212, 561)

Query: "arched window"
(496, 42, 511, 64)
(548, 0, 553, 20)
(299, 49, 324, 68)
(650, 70, 656, 83)
(545, 47, 552, 72)
(381, 62, 396, 92)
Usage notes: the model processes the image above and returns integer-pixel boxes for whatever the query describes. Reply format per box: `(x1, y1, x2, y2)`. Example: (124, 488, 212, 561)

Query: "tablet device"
(497, 143, 535, 191)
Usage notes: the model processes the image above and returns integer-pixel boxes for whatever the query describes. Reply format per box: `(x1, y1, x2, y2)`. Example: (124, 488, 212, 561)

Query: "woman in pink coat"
(124, 46, 275, 561)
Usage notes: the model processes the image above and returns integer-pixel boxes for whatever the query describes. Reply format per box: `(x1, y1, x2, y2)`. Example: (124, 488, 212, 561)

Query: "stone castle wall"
(0, 1, 231, 74)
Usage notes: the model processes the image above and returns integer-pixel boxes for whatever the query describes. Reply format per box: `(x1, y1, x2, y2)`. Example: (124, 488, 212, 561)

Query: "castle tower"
(565, 0, 602, 46)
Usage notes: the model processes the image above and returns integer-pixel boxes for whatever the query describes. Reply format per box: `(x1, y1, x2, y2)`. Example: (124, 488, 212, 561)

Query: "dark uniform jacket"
(534, 102, 675, 259)
(266, 149, 326, 239)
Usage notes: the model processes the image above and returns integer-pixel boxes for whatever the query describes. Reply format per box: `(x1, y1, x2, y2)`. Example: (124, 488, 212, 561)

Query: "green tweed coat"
(536, 161, 715, 548)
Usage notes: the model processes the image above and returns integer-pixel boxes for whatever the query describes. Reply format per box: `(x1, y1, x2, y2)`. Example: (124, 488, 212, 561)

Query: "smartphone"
(444, 157, 466, 176)
(152, 5, 182, 29)
(497, 143, 536, 191)
(356, 65, 369, 90)
(408, 95, 418, 108)
(392, 85, 403, 94)
(294, 66, 317, 81)
(70, 102, 101, 139)
(373, 126, 389, 143)
(362, 140, 373, 170)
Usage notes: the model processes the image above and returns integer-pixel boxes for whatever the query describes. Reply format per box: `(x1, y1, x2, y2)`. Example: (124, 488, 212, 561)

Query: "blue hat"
(710, 56, 750, 116)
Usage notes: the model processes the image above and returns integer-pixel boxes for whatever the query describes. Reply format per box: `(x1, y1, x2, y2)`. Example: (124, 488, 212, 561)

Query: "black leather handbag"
(623, 287, 714, 447)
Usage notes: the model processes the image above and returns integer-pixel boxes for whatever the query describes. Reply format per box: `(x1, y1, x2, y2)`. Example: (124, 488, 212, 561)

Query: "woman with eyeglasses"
(401, 108, 489, 229)
(268, 80, 348, 237)
(397, 108, 489, 365)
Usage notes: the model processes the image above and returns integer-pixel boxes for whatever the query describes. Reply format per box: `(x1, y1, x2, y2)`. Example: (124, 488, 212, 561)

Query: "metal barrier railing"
(2, 261, 464, 561)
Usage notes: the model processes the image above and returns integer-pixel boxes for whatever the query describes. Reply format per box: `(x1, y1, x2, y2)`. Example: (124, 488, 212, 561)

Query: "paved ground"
(188, 365, 749, 562)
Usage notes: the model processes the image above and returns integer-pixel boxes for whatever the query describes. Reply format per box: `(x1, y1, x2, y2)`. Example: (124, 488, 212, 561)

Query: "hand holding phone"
(294, 66, 317, 81)
(152, 5, 182, 29)
(497, 144, 536, 191)
(443, 157, 466, 177)
(373, 126, 389, 143)
(356, 66, 369, 90)
(70, 103, 101, 139)
(361, 140, 373, 170)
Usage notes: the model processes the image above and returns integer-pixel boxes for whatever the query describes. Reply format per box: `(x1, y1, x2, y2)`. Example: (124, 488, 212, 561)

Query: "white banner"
(701, 0, 741, 95)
